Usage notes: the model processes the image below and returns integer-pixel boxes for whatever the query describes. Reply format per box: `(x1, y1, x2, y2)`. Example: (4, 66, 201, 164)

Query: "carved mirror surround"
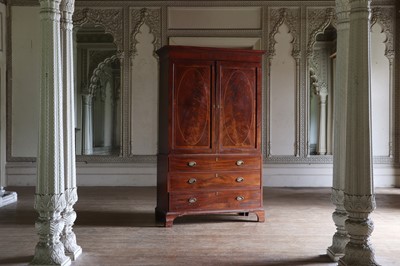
(73, 8, 124, 160)
(306, 8, 336, 157)
(309, 24, 337, 155)
(74, 24, 121, 156)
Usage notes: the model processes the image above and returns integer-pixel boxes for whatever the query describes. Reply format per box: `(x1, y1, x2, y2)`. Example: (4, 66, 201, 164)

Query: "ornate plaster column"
(31, 0, 71, 265)
(60, 0, 82, 260)
(317, 84, 328, 155)
(327, 0, 350, 261)
(339, 0, 378, 265)
(82, 94, 93, 155)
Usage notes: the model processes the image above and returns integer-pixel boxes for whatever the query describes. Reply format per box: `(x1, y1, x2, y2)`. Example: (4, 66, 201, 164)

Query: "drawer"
(169, 171, 260, 191)
(169, 155, 261, 172)
(169, 190, 261, 212)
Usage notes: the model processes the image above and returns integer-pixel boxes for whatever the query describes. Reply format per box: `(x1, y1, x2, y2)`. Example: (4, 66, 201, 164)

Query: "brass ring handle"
(188, 197, 197, 204)
(236, 177, 245, 183)
(188, 178, 197, 184)
(236, 196, 245, 201)
(187, 161, 197, 167)
(236, 160, 244, 166)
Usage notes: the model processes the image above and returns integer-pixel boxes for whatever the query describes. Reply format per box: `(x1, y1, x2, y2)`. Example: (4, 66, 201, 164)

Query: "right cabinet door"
(218, 61, 261, 153)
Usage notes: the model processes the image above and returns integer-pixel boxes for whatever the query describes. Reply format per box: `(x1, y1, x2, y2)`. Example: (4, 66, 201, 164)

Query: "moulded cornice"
(8, 0, 397, 6)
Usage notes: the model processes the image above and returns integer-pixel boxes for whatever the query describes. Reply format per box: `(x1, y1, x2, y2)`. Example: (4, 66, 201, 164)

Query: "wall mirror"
(74, 23, 122, 156)
(309, 24, 337, 155)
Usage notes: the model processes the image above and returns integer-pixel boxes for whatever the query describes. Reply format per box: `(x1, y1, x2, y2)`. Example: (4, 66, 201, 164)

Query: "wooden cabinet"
(156, 45, 265, 227)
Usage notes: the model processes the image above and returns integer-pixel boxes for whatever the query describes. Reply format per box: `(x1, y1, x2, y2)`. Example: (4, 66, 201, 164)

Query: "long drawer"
(169, 190, 261, 212)
(169, 171, 260, 191)
(169, 155, 261, 172)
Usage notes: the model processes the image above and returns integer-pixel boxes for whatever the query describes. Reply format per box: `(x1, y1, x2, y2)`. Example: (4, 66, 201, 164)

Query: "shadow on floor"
(75, 210, 157, 227)
(232, 255, 335, 266)
(0, 256, 33, 265)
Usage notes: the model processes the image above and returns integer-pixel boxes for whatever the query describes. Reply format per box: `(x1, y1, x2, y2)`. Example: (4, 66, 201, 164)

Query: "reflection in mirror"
(309, 25, 336, 155)
(74, 24, 121, 156)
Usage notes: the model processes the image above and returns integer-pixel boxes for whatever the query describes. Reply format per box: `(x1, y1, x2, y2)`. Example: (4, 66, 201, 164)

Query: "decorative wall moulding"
(6, 0, 398, 166)
(130, 7, 161, 59)
(268, 7, 301, 58)
(73, 7, 124, 52)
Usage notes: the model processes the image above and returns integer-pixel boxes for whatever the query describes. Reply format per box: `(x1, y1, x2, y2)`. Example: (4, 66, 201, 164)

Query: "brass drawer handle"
(188, 197, 197, 204)
(236, 196, 245, 201)
(236, 177, 245, 183)
(188, 178, 197, 184)
(187, 161, 197, 167)
(236, 160, 244, 166)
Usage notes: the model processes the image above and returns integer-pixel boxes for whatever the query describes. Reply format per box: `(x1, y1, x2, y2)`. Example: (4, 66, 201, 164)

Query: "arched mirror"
(74, 23, 121, 156)
(309, 24, 337, 155)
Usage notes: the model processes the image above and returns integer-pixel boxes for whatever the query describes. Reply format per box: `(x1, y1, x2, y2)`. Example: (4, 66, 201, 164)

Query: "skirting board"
(5, 162, 400, 187)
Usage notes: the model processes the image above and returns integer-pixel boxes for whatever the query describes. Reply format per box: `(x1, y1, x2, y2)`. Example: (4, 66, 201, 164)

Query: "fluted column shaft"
(327, 0, 350, 261)
(339, 0, 378, 265)
(317, 87, 328, 155)
(60, 0, 81, 260)
(82, 94, 93, 155)
(31, 0, 71, 265)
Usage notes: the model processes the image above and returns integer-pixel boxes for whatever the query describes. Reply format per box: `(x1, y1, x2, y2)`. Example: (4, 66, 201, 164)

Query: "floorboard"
(0, 187, 399, 266)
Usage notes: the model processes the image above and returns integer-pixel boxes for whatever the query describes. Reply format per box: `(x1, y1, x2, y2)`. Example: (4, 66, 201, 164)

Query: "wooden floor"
(0, 187, 399, 266)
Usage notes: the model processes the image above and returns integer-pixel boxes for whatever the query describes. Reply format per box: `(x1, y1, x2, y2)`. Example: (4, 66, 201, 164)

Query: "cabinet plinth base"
(156, 208, 265, 227)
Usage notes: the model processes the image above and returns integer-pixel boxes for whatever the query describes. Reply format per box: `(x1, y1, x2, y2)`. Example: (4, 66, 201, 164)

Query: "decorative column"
(82, 94, 93, 155)
(31, 0, 71, 265)
(339, 0, 378, 265)
(317, 84, 328, 155)
(327, 0, 350, 261)
(60, 0, 82, 260)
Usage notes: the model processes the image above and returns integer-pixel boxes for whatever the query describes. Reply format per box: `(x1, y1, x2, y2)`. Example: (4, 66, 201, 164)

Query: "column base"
(31, 242, 72, 266)
(0, 191, 18, 207)
(327, 247, 345, 262)
(66, 246, 82, 261)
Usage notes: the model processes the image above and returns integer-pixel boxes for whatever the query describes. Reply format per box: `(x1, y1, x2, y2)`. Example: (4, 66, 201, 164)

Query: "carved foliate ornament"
(268, 8, 300, 58)
(73, 8, 123, 53)
(307, 8, 336, 58)
(371, 7, 395, 60)
(130, 8, 161, 59)
(344, 193, 376, 213)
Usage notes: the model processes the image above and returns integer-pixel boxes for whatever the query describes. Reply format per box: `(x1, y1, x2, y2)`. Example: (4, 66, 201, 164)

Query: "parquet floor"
(0, 187, 399, 266)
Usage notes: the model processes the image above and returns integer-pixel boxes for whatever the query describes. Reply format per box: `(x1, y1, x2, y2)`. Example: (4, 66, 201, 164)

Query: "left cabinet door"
(171, 60, 215, 153)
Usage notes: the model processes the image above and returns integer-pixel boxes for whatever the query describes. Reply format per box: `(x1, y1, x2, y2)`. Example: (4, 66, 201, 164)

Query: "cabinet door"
(172, 60, 215, 153)
(218, 62, 261, 153)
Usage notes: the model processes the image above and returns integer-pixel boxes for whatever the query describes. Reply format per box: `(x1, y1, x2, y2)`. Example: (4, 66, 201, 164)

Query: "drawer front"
(169, 171, 260, 191)
(169, 190, 261, 211)
(169, 155, 261, 172)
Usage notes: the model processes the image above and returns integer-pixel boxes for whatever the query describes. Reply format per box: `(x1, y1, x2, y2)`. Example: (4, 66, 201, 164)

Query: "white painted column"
(31, 0, 71, 265)
(60, 0, 82, 260)
(82, 94, 93, 155)
(327, 0, 350, 261)
(339, 0, 378, 265)
(317, 85, 328, 155)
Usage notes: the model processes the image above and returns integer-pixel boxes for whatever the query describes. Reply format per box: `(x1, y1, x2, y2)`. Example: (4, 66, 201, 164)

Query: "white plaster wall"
(11, 7, 41, 157)
(270, 23, 296, 155)
(371, 23, 390, 157)
(5, 5, 399, 189)
(130, 23, 158, 155)
(0, 3, 6, 187)
(168, 7, 262, 30)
